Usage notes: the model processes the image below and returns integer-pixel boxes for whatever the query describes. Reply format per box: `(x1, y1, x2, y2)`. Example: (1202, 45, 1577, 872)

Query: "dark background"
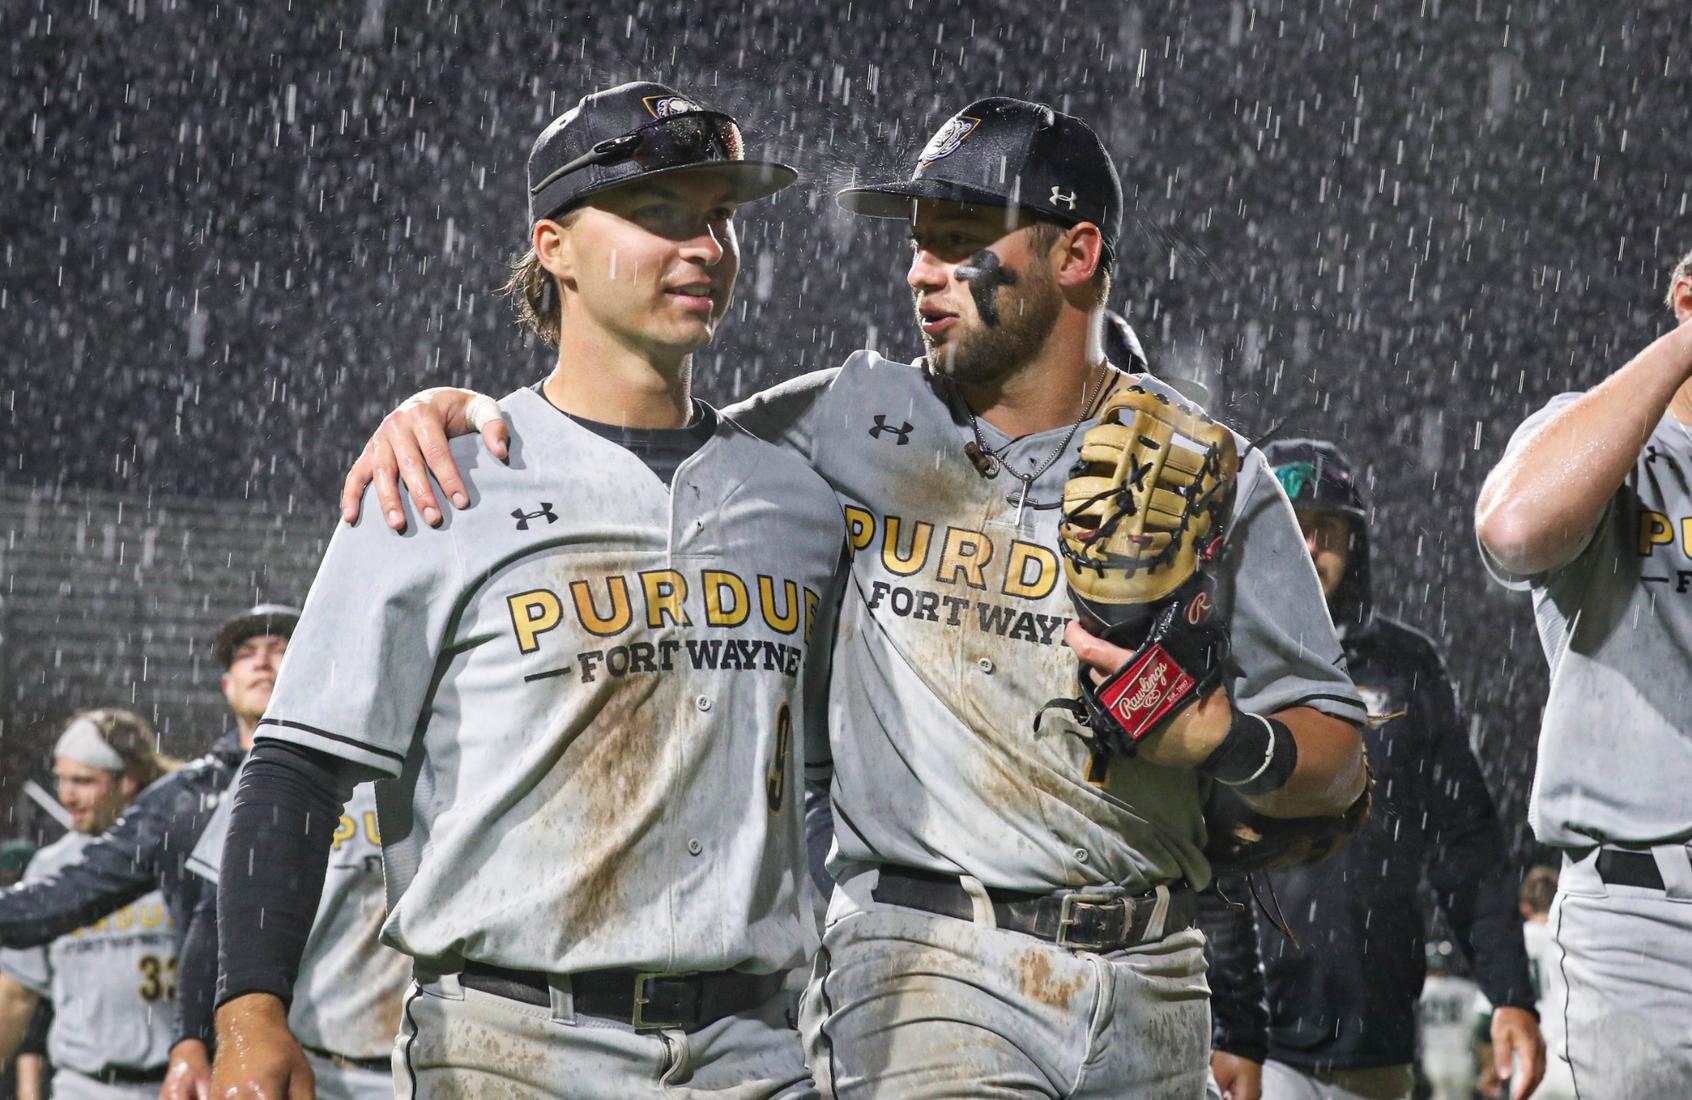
(5, 0, 1691, 857)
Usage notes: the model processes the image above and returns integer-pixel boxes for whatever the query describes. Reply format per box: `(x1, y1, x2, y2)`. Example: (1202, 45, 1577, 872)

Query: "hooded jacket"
(1229, 440, 1534, 1071)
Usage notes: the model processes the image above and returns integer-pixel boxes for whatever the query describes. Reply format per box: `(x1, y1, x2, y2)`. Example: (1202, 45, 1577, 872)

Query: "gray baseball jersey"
(1483, 393, 1692, 847)
(188, 775, 409, 1060)
(0, 833, 175, 1074)
(728, 350, 1364, 893)
(257, 387, 846, 977)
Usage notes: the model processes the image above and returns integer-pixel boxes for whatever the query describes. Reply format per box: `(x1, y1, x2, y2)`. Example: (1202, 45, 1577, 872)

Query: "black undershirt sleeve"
(215, 740, 371, 1011)
(175, 887, 220, 1045)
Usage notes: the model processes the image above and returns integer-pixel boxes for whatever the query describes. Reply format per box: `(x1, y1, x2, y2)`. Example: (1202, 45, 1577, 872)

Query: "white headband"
(54, 718, 128, 773)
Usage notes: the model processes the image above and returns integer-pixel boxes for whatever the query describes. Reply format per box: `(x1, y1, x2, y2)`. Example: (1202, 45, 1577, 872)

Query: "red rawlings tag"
(1098, 644, 1196, 741)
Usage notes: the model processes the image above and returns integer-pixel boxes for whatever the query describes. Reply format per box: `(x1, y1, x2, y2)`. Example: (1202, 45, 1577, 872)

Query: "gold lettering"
(507, 588, 564, 654)
(1003, 541, 1059, 599)
(844, 506, 876, 556)
(936, 527, 994, 590)
(640, 569, 691, 628)
(759, 575, 801, 635)
(331, 815, 356, 851)
(364, 811, 381, 846)
(569, 576, 633, 637)
(881, 516, 934, 577)
(704, 571, 750, 627)
(1639, 510, 1673, 556)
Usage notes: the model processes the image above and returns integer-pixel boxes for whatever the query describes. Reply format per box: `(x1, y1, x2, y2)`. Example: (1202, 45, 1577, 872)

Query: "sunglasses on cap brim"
(530, 111, 748, 198)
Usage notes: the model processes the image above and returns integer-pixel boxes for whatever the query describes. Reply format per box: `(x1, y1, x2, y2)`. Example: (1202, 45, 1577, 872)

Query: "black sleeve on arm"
(175, 886, 220, 1046)
(1196, 877, 1269, 1063)
(18, 997, 52, 1058)
(215, 740, 370, 1011)
(1420, 654, 1537, 1013)
(0, 793, 165, 948)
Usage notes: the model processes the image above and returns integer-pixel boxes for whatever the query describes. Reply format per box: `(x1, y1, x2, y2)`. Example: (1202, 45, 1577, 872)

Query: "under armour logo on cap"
(512, 503, 559, 530)
(1050, 186, 1077, 210)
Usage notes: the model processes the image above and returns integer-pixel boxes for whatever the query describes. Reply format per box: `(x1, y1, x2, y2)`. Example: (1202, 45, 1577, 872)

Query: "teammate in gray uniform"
(210, 81, 845, 1100)
(0, 711, 177, 1099)
(343, 97, 1368, 1098)
(1476, 248, 1692, 1093)
(174, 777, 407, 1100)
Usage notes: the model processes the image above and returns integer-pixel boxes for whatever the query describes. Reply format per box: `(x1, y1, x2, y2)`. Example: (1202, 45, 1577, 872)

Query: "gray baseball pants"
(393, 972, 815, 1099)
(800, 868, 1211, 1098)
(1551, 844, 1692, 1096)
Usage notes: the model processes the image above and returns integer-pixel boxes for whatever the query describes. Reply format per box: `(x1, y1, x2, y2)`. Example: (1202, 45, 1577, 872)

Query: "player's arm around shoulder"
(340, 385, 512, 531)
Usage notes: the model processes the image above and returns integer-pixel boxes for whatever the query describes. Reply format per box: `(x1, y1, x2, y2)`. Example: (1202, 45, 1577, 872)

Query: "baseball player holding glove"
(344, 97, 1368, 1097)
(0, 711, 177, 1098)
(210, 81, 846, 1099)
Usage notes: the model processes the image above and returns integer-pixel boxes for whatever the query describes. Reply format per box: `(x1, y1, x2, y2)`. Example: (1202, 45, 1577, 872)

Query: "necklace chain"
(960, 359, 1112, 491)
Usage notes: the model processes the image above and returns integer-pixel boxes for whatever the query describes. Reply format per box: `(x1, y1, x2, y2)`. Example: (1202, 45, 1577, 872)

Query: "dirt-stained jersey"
(257, 388, 846, 976)
(0, 833, 175, 1074)
(189, 778, 408, 1059)
(728, 351, 1364, 893)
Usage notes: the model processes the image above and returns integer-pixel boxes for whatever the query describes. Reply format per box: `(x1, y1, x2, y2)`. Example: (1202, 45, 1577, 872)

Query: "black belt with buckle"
(872, 865, 1196, 951)
(1596, 849, 1666, 890)
(91, 1065, 168, 1085)
(458, 961, 784, 1031)
(300, 1042, 392, 1073)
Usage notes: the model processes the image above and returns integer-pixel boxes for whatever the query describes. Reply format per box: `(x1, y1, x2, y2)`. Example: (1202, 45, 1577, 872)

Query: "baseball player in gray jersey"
(1477, 250, 1692, 1094)
(176, 777, 408, 1100)
(0, 711, 177, 1098)
(345, 97, 1368, 1098)
(210, 82, 845, 1100)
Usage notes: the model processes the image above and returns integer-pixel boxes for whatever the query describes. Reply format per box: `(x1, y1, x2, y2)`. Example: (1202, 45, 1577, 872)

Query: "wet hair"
(498, 209, 583, 349)
(66, 708, 177, 789)
(1665, 249, 1692, 312)
(1520, 864, 1559, 916)
(1027, 218, 1112, 307)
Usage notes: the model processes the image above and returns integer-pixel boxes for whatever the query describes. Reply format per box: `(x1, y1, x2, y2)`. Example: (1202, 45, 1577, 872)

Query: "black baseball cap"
(1262, 439, 1368, 520)
(837, 97, 1123, 268)
(213, 603, 300, 668)
(528, 81, 798, 225)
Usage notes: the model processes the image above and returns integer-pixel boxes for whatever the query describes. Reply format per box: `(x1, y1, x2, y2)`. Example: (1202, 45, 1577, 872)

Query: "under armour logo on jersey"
(512, 503, 558, 530)
(1049, 186, 1077, 210)
(869, 415, 913, 445)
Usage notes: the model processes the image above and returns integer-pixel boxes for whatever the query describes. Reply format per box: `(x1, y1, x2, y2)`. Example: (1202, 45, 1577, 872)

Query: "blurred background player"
(1476, 250, 1692, 1093)
(1414, 942, 1481, 1100)
(163, 767, 407, 1099)
(0, 606, 296, 1095)
(0, 710, 177, 1097)
(1224, 439, 1542, 1100)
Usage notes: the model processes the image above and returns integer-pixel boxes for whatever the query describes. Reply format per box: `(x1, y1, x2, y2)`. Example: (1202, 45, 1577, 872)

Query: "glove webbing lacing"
(1057, 435, 1231, 579)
